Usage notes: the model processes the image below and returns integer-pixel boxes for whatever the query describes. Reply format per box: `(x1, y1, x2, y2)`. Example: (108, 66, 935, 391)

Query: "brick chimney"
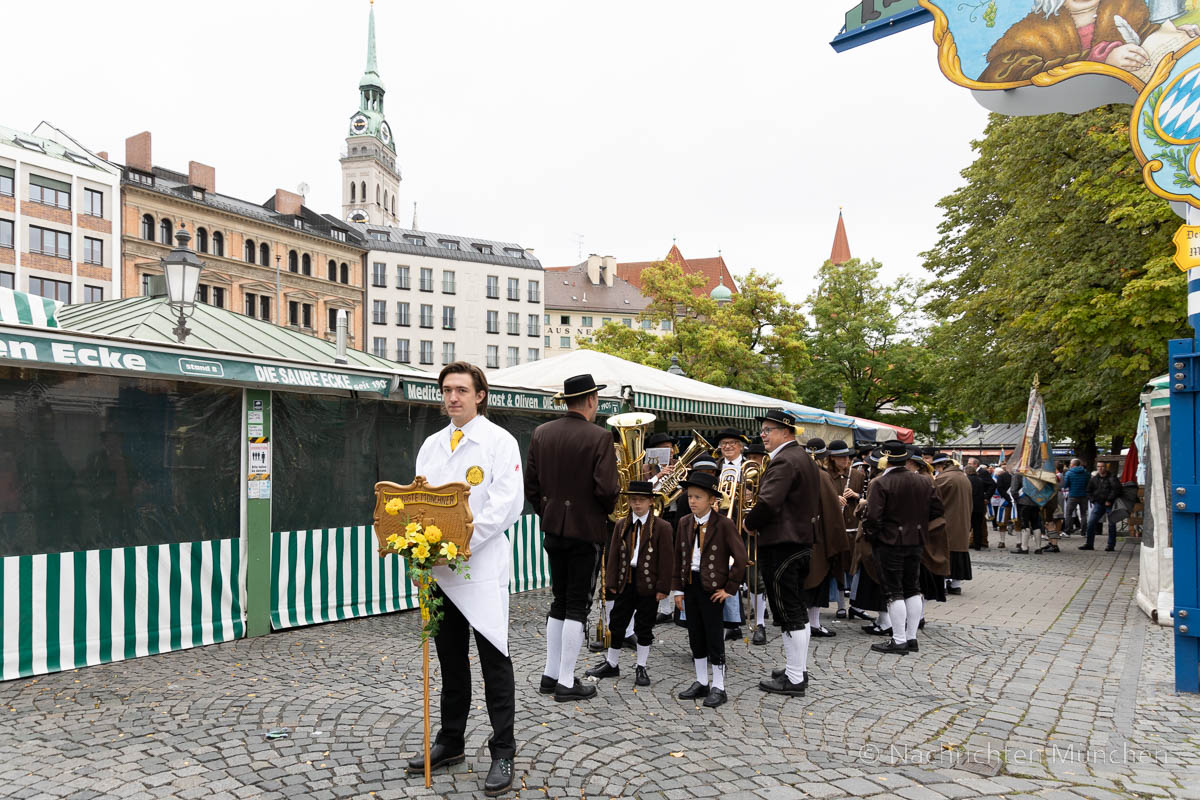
(125, 132, 151, 172)
(97, 151, 108, 161)
(188, 161, 215, 192)
(274, 188, 303, 216)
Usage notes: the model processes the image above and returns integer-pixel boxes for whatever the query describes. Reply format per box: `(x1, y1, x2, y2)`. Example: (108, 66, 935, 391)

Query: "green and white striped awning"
(1144, 374, 1169, 409)
(0, 287, 61, 328)
(633, 390, 770, 421)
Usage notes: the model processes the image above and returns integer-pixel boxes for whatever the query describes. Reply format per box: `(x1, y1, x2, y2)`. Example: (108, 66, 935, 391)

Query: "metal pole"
(275, 254, 282, 326)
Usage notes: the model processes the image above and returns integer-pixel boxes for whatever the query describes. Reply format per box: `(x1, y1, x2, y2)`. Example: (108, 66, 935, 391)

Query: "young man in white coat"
(406, 361, 525, 797)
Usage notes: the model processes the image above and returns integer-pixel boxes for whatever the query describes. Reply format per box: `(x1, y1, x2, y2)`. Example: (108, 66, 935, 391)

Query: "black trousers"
(759, 542, 811, 633)
(432, 587, 515, 759)
(683, 572, 727, 665)
(874, 542, 921, 602)
(609, 582, 657, 647)
(970, 511, 988, 548)
(543, 533, 600, 623)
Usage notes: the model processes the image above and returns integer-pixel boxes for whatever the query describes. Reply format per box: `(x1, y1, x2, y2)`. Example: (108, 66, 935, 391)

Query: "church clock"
(380, 122, 392, 145)
(351, 114, 368, 134)
(348, 209, 369, 224)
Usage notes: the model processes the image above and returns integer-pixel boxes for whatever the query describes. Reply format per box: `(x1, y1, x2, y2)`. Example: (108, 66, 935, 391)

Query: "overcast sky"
(3, 0, 989, 303)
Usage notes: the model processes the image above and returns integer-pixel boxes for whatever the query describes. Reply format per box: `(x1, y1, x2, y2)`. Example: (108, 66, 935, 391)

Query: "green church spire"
(363, 0, 381, 87)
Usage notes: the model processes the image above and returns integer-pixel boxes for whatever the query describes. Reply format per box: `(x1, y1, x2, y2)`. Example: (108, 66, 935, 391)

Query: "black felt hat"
(715, 428, 750, 445)
(931, 452, 953, 465)
(623, 480, 656, 497)
(554, 373, 606, 400)
(881, 439, 910, 462)
(680, 470, 720, 496)
(746, 442, 768, 455)
(806, 437, 828, 458)
(645, 432, 674, 448)
(827, 440, 852, 457)
(755, 409, 796, 428)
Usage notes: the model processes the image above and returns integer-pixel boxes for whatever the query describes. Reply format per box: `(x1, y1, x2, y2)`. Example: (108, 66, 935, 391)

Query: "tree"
(921, 107, 1187, 462)
(581, 260, 809, 400)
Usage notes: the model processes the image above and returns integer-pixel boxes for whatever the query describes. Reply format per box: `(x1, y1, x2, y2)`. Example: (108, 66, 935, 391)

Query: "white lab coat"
(414, 413, 524, 655)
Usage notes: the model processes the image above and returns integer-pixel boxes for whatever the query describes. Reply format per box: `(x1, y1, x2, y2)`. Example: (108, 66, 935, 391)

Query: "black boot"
(406, 742, 465, 774)
(484, 758, 514, 797)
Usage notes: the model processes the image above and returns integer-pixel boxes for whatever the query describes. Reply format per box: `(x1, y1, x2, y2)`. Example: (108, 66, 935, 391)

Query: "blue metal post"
(1169, 266, 1200, 692)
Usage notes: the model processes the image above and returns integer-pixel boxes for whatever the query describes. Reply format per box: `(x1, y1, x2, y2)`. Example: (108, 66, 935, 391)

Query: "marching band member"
(407, 362, 525, 797)
(802, 438, 851, 638)
(932, 453, 973, 595)
(716, 428, 752, 642)
(825, 440, 862, 619)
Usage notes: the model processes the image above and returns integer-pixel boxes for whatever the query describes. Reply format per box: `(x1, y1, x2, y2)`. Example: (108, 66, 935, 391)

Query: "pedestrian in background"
(1062, 459, 1090, 535)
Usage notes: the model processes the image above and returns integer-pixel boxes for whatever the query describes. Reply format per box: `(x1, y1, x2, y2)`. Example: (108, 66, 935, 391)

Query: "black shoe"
(678, 681, 709, 699)
(848, 607, 874, 621)
(1104, 546, 1115, 552)
(655, 612, 672, 625)
(758, 674, 807, 696)
(702, 688, 728, 708)
(635, 665, 650, 686)
(588, 640, 606, 652)
(484, 757, 514, 797)
(810, 625, 836, 638)
(623, 635, 638, 650)
(871, 639, 910, 656)
(946, 587, 962, 595)
(770, 667, 808, 681)
(584, 659, 619, 680)
(835, 608, 847, 619)
(863, 624, 891, 636)
(1047, 544, 1060, 553)
(554, 678, 597, 702)
(1015, 546, 1028, 554)
(907, 639, 919, 652)
(724, 626, 742, 642)
(751, 624, 767, 645)
(406, 742, 465, 774)
(538, 674, 556, 694)
(1079, 545, 1094, 550)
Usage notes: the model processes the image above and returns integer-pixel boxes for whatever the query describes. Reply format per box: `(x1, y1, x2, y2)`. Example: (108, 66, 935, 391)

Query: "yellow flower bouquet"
(381, 496, 470, 640)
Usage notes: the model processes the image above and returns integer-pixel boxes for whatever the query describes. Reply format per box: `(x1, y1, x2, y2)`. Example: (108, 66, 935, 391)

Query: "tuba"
(606, 412, 656, 522)
(739, 453, 769, 628)
(652, 430, 714, 512)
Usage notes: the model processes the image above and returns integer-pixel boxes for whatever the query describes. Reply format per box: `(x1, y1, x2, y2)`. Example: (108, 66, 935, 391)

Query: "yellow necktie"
(450, 429, 464, 451)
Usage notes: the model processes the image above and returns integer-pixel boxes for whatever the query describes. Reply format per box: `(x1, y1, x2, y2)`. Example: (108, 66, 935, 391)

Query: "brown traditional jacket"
(806, 467, 853, 589)
(605, 514, 674, 597)
(742, 440, 820, 548)
(935, 465, 973, 554)
(920, 471, 951, 578)
(671, 513, 748, 596)
(524, 411, 619, 543)
(862, 466, 944, 548)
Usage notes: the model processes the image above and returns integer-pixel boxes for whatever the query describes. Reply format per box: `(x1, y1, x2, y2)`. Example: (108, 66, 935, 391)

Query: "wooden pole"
(420, 582, 431, 789)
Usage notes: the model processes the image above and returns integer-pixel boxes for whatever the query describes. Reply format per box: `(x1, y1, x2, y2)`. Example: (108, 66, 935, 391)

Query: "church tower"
(341, 0, 401, 226)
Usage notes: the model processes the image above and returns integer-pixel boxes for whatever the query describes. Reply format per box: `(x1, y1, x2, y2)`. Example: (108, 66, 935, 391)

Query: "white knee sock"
(755, 594, 767, 626)
(711, 663, 725, 691)
(877, 610, 891, 630)
(1021, 529, 1032, 550)
(636, 644, 649, 667)
(949, 579, 962, 589)
(557, 620, 585, 689)
(836, 591, 847, 611)
(544, 617, 563, 680)
(808, 607, 821, 630)
(904, 595, 922, 641)
(783, 627, 810, 683)
(888, 599, 908, 646)
(605, 647, 620, 668)
(694, 657, 709, 685)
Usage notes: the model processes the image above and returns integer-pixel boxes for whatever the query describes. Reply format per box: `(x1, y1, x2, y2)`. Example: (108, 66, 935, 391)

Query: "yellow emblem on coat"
(465, 465, 484, 486)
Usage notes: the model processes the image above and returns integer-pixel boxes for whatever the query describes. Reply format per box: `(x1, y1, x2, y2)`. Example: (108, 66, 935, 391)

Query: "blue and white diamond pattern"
(1158, 65, 1200, 143)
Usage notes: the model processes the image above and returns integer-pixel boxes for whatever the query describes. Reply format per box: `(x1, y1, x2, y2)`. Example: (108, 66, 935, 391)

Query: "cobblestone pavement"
(3, 530, 1199, 800)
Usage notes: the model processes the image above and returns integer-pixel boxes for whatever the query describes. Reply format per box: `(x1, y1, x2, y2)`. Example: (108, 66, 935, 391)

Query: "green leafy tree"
(921, 107, 1187, 462)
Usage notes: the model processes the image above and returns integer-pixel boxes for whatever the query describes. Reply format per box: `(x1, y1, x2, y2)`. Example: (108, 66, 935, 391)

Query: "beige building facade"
(543, 255, 666, 357)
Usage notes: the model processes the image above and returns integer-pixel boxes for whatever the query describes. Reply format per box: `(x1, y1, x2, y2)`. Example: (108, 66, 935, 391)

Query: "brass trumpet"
(739, 454, 769, 626)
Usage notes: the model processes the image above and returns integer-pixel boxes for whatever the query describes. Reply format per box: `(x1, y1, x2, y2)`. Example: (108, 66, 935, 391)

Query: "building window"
(369, 230, 389, 241)
(289, 250, 299, 273)
(396, 265, 410, 289)
(82, 285, 103, 303)
(29, 177, 70, 209)
(288, 301, 298, 326)
(507, 312, 519, 335)
(528, 280, 540, 302)
(622, 318, 632, 328)
(84, 237, 102, 265)
(84, 188, 103, 217)
(560, 336, 571, 348)
(641, 319, 653, 330)
(245, 239, 256, 263)
(372, 261, 387, 287)
(328, 259, 337, 281)
(198, 285, 209, 304)
(0, 220, 12, 249)
(29, 226, 70, 259)
(419, 267, 433, 292)
(486, 310, 498, 334)
(340, 263, 349, 284)
(29, 276, 71, 303)
(504, 248, 524, 259)
(302, 254, 311, 275)
(527, 314, 539, 336)
(245, 293, 271, 321)
(397, 301, 410, 326)
(396, 338, 410, 363)
(439, 239, 459, 250)
(0, 168, 12, 197)
(442, 306, 456, 330)
(373, 337, 387, 358)
(288, 302, 312, 328)
(559, 315, 570, 325)
(486, 275, 499, 299)
(442, 341, 455, 365)
(528, 348, 539, 362)
(506, 347, 519, 367)
(141, 275, 154, 296)
(544, 335, 550, 346)
(602, 317, 611, 325)
(403, 234, 424, 246)
(260, 242, 270, 266)
(141, 214, 154, 240)
(544, 313, 550, 324)
(419, 340, 433, 365)
(160, 218, 173, 244)
(373, 299, 387, 324)
(212, 231, 224, 256)
(474, 243, 492, 255)
(1, 271, 15, 289)
(442, 270, 456, 294)
(507, 277, 519, 301)
(328, 307, 339, 332)
(486, 345, 499, 369)
(199, 285, 225, 308)
(420, 304, 433, 328)
(196, 227, 208, 253)
(662, 319, 672, 331)
(581, 316, 593, 327)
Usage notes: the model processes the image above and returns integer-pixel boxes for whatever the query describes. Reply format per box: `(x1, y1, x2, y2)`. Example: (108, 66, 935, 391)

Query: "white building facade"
(0, 123, 122, 304)
(353, 223, 544, 369)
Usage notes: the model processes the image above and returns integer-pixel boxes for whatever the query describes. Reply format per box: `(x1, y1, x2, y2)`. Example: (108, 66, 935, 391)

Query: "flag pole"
(421, 584, 431, 789)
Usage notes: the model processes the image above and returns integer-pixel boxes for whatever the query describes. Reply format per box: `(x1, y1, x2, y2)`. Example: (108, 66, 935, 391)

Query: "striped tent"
(0, 287, 61, 328)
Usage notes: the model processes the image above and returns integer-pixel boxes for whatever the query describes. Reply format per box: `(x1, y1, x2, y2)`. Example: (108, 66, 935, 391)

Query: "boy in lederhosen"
(672, 472, 749, 708)
(585, 480, 674, 686)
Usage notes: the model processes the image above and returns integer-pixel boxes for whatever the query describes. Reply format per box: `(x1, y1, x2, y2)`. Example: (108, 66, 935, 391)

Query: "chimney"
(188, 161, 215, 192)
(334, 309, 349, 364)
(274, 188, 303, 216)
(97, 151, 108, 161)
(586, 254, 602, 285)
(125, 132, 152, 172)
(602, 255, 616, 287)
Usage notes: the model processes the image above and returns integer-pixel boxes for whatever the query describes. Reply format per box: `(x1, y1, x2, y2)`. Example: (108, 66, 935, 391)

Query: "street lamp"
(969, 418, 984, 459)
(929, 413, 940, 448)
(834, 391, 847, 417)
(161, 223, 204, 343)
(667, 355, 686, 376)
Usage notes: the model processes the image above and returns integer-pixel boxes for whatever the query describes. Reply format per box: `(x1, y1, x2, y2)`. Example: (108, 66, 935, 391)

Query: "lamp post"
(929, 413, 940, 449)
(275, 254, 282, 327)
(667, 355, 686, 376)
(834, 392, 847, 417)
(968, 418, 984, 460)
(161, 223, 204, 343)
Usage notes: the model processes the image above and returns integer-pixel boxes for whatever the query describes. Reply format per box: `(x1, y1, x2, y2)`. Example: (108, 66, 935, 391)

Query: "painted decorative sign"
(1133, 40, 1200, 207)
(1171, 224, 1200, 268)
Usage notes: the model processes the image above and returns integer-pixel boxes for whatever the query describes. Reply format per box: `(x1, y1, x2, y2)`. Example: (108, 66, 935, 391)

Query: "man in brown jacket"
(743, 410, 821, 697)
(932, 453, 973, 595)
(525, 374, 619, 702)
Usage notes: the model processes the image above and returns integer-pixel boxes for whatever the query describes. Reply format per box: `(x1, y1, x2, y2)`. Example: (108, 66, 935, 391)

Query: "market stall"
(1135, 374, 1173, 625)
